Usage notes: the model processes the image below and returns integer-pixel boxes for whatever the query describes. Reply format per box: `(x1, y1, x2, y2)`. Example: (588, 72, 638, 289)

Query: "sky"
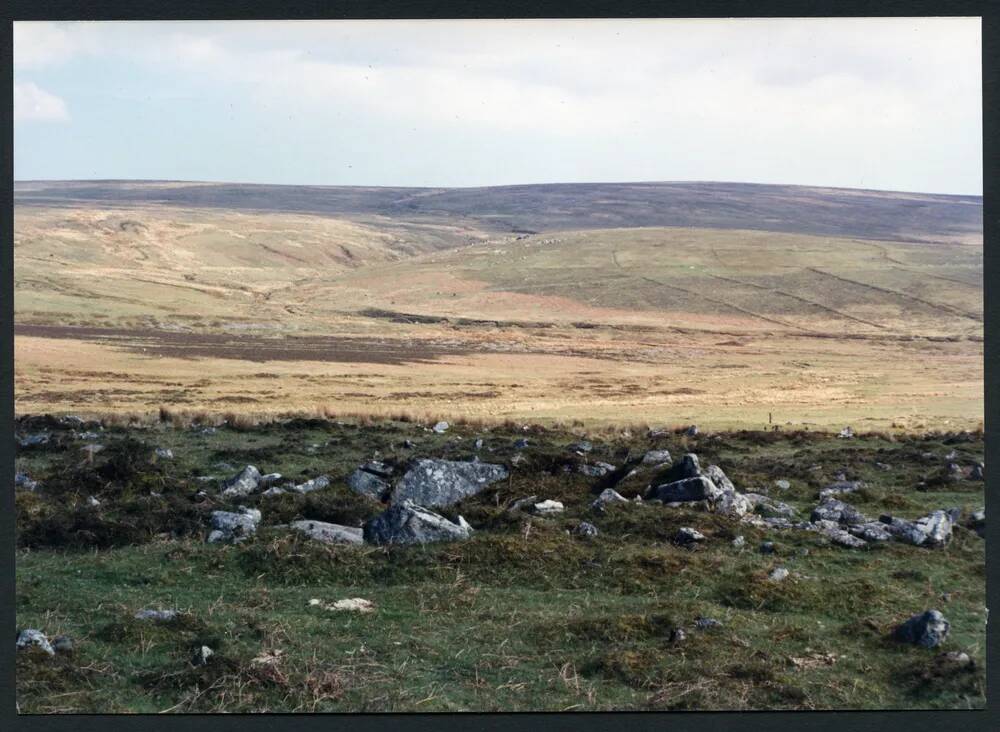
(13, 18, 983, 195)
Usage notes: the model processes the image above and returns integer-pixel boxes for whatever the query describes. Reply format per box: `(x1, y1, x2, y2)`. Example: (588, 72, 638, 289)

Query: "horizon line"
(12, 177, 984, 199)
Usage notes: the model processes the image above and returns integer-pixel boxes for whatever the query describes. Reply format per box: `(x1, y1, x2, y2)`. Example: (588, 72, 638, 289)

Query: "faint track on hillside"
(700, 272, 887, 330)
(805, 267, 982, 323)
(611, 248, 816, 333)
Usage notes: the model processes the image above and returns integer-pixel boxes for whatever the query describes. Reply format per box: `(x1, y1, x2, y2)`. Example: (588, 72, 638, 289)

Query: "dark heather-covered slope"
(14, 180, 982, 243)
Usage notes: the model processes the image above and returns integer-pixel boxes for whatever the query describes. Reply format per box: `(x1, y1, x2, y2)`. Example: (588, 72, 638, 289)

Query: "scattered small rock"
(513, 438, 529, 449)
(760, 541, 775, 554)
(573, 521, 599, 538)
(155, 447, 174, 459)
(220, 465, 262, 499)
(894, 610, 950, 648)
(732, 535, 745, 549)
(16, 629, 54, 656)
(838, 426, 854, 439)
(591, 488, 628, 510)
(533, 499, 564, 516)
(774, 479, 791, 491)
(193, 645, 214, 666)
(328, 598, 376, 613)
(15, 472, 38, 491)
(134, 609, 179, 622)
(694, 616, 722, 630)
(768, 567, 790, 582)
(641, 449, 672, 466)
(670, 628, 687, 643)
(568, 440, 593, 454)
(675, 527, 706, 544)
(290, 520, 364, 545)
(432, 421, 450, 433)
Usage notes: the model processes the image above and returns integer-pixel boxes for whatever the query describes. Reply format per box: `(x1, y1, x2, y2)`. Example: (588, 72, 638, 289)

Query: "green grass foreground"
(15, 417, 986, 712)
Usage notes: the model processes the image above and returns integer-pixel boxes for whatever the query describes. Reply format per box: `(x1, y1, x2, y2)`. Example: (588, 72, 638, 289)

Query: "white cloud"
(14, 81, 69, 121)
(14, 21, 101, 69)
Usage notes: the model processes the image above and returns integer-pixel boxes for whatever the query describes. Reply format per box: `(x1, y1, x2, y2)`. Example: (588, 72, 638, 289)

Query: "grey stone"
(474, 438, 484, 450)
(533, 499, 564, 516)
(732, 535, 746, 549)
(838, 426, 854, 439)
(714, 489, 755, 518)
(432, 421, 450, 433)
(291, 475, 330, 494)
(52, 635, 74, 654)
(155, 448, 174, 459)
(15, 472, 38, 491)
(642, 449, 672, 466)
(881, 510, 954, 547)
(207, 507, 260, 543)
(259, 473, 283, 488)
(848, 522, 894, 542)
(87, 496, 101, 507)
(811, 498, 868, 526)
(819, 480, 864, 500)
(391, 459, 508, 508)
(193, 645, 214, 666)
(220, 465, 262, 499)
(815, 523, 869, 549)
(685, 425, 699, 437)
(769, 567, 790, 582)
(704, 464, 736, 493)
(774, 479, 791, 491)
(969, 463, 984, 481)
(675, 527, 706, 543)
(508, 495, 539, 513)
(568, 440, 593, 454)
(578, 463, 613, 477)
(363, 500, 472, 545)
(670, 628, 687, 643)
(694, 616, 722, 630)
(513, 438, 530, 449)
(347, 468, 391, 501)
(678, 453, 702, 478)
(649, 476, 722, 503)
(591, 488, 628, 510)
(290, 520, 364, 545)
(968, 509, 985, 538)
(760, 541, 775, 554)
(574, 521, 599, 538)
(894, 610, 950, 648)
(746, 493, 797, 518)
(18, 433, 50, 448)
(134, 609, 178, 622)
(16, 629, 54, 656)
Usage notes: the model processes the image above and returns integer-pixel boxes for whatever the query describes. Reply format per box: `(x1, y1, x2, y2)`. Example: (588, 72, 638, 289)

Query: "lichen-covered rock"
(363, 500, 472, 545)
(591, 488, 628, 510)
(391, 459, 508, 508)
(810, 498, 868, 526)
(532, 499, 564, 516)
(16, 629, 54, 656)
(819, 480, 864, 500)
(675, 527, 706, 543)
(649, 476, 722, 503)
(578, 462, 616, 477)
(207, 507, 260, 543)
(15, 472, 38, 491)
(881, 510, 953, 547)
(290, 520, 363, 545)
(894, 610, 950, 648)
(642, 449, 672, 466)
(574, 521, 599, 538)
(220, 465, 262, 499)
(290, 475, 330, 494)
(848, 522, 894, 542)
(134, 609, 178, 622)
(347, 467, 391, 501)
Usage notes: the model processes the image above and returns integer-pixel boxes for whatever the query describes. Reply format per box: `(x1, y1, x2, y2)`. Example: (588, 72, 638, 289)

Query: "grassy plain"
(13, 182, 983, 431)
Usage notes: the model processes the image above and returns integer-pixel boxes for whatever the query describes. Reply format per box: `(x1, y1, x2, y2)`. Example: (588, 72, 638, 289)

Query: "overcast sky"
(13, 18, 982, 195)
